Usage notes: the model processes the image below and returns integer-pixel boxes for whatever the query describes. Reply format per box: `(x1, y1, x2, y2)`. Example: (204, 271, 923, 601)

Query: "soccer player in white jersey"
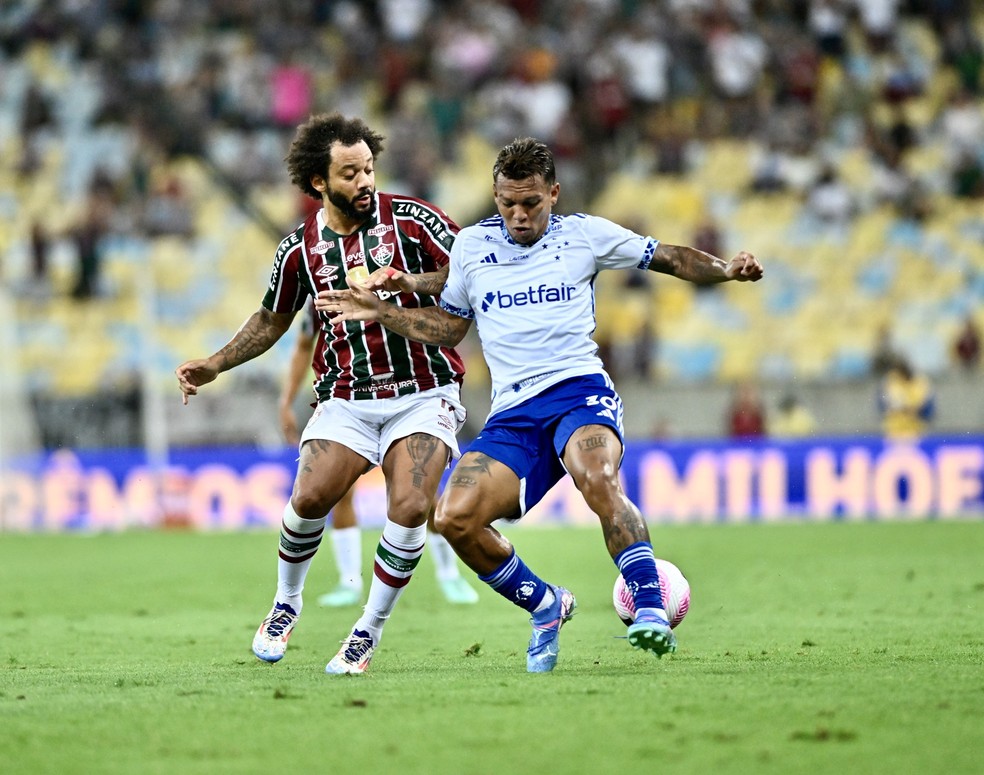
(176, 113, 471, 675)
(319, 137, 764, 672)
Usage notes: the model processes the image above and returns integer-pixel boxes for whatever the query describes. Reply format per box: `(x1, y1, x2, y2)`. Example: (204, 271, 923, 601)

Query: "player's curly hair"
(285, 113, 385, 201)
(492, 137, 556, 184)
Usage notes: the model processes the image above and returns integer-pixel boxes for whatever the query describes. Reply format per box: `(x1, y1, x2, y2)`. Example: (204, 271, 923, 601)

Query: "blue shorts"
(465, 373, 625, 516)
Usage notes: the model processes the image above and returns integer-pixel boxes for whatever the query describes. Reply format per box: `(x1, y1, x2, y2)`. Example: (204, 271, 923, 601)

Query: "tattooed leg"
(404, 432, 441, 489)
(436, 452, 522, 574)
(563, 425, 651, 558)
(291, 439, 367, 519)
(381, 433, 449, 528)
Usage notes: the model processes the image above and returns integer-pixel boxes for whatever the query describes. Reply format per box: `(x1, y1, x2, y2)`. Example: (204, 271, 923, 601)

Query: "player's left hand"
(725, 251, 763, 282)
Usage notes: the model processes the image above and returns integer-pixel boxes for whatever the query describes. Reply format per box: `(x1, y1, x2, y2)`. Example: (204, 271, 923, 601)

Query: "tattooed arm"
(378, 303, 471, 348)
(409, 263, 450, 297)
(649, 244, 763, 285)
(316, 285, 471, 348)
(175, 306, 295, 404)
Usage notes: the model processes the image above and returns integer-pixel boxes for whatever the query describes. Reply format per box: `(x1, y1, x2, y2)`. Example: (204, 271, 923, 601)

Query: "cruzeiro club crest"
(516, 581, 537, 602)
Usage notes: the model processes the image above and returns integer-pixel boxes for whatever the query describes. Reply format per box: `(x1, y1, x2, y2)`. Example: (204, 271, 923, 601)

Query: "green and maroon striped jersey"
(262, 192, 465, 401)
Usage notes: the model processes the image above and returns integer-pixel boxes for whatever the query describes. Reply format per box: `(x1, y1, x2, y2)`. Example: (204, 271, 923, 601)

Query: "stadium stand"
(1, 1, 982, 450)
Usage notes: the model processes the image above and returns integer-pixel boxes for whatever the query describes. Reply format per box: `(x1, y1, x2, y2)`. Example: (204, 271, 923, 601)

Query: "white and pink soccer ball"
(613, 558, 691, 629)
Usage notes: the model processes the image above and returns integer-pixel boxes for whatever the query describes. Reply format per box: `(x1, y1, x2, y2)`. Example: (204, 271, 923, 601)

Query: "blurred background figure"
(771, 392, 817, 438)
(804, 162, 855, 225)
(726, 380, 767, 439)
(27, 219, 51, 298)
(141, 173, 195, 239)
(878, 357, 935, 441)
(870, 323, 899, 378)
(952, 316, 981, 371)
(70, 175, 117, 300)
(605, 271, 655, 382)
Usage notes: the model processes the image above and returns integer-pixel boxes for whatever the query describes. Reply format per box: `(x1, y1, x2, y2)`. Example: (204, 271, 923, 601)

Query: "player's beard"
(327, 186, 376, 223)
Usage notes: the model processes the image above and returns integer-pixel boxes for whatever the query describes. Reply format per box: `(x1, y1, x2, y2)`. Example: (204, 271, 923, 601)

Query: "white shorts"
(299, 384, 467, 469)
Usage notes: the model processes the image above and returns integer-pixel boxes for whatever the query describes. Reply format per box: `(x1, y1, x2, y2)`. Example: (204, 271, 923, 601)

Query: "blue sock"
(615, 542, 665, 612)
(479, 550, 548, 613)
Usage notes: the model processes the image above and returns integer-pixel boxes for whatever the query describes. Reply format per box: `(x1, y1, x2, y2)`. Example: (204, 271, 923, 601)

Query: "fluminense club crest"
(370, 242, 394, 266)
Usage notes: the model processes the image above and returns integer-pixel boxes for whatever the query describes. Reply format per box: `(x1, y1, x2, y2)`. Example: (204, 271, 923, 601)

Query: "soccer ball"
(613, 558, 691, 629)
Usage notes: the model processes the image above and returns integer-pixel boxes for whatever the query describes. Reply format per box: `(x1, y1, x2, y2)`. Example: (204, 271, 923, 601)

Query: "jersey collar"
(498, 213, 562, 246)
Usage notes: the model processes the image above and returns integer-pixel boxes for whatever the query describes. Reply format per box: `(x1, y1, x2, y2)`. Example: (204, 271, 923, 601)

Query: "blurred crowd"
(6, 0, 982, 223)
(2, 0, 983, 447)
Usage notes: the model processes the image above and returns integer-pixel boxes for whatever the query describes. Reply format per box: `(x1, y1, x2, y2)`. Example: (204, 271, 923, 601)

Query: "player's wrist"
(208, 354, 227, 374)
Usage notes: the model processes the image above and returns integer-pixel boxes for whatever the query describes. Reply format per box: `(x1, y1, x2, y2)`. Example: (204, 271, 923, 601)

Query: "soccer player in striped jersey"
(175, 113, 471, 674)
(278, 298, 479, 608)
(319, 137, 764, 672)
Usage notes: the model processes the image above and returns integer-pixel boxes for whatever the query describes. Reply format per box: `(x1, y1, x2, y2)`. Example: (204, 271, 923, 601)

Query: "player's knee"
(290, 491, 330, 520)
(576, 466, 621, 508)
(434, 499, 470, 543)
(387, 490, 433, 526)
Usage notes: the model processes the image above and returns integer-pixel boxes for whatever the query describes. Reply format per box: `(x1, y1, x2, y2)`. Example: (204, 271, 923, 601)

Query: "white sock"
(276, 503, 327, 612)
(331, 526, 363, 590)
(533, 586, 556, 614)
(357, 520, 427, 637)
(428, 529, 461, 582)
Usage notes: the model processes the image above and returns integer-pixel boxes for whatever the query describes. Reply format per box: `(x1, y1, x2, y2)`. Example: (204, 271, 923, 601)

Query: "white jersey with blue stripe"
(440, 212, 657, 417)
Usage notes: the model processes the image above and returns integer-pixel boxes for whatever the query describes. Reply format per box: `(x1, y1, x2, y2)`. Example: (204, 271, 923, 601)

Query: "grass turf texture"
(2, 521, 982, 775)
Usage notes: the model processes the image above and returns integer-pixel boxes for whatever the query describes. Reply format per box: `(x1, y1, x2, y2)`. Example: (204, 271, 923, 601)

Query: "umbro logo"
(316, 265, 339, 281)
(480, 253, 498, 264)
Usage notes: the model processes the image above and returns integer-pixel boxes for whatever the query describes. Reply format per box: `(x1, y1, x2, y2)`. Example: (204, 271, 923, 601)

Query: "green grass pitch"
(2, 520, 982, 775)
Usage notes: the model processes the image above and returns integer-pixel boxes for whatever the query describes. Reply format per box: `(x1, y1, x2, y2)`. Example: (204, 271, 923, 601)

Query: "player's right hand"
(278, 400, 300, 446)
(725, 251, 763, 282)
(316, 287, 380, 323)
(175, 359, 219, 405)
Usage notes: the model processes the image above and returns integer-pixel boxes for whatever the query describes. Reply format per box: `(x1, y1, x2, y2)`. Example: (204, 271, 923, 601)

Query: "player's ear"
(550, 182, 560, 205)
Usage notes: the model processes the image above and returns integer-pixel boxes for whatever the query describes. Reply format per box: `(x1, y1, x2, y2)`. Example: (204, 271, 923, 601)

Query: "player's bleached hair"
(286, 113, 385, 201)
(492, 137, 556, 184)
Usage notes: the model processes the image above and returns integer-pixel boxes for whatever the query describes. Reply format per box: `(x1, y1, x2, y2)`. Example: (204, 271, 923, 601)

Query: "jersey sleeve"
(262, 230, 308, 313)
(438, 232, 475, 320)
(582, 215, 659, 272)
(393, 197, 460, 269)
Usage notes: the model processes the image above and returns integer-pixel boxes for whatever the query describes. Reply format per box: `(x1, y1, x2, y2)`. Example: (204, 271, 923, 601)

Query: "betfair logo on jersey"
(480, 283, 576, 312)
